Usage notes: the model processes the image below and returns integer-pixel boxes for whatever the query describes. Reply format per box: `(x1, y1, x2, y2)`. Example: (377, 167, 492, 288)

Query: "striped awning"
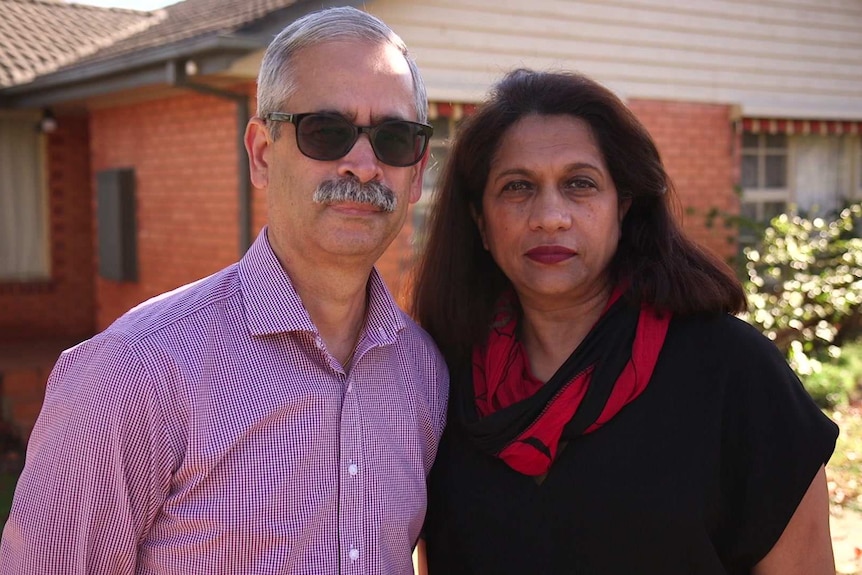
(742, 118, 862, 135)
(428, 102, 477, 121)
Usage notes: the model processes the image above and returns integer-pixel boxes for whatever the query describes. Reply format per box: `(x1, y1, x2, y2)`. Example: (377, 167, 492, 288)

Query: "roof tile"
(0, 0, 163, 87)
(0, 0, 303, 88)
(77, 0, 303, 65)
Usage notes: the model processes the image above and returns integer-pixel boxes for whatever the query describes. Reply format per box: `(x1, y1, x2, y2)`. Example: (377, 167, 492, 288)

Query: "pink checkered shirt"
(0, 228, 449, 574)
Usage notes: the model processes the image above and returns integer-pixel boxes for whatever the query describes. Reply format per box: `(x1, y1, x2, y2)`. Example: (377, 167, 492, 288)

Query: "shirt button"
(349, 548, 360, 561)
(347, 383, 353, 393)
(348, 463, 358, 476)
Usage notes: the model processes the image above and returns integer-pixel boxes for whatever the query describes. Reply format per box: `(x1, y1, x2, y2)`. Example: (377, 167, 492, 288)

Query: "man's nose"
(337, 134, 384, 184)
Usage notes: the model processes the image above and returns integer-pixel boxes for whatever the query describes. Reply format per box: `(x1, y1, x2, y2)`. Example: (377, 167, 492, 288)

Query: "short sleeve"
(716, 319, 838, 571)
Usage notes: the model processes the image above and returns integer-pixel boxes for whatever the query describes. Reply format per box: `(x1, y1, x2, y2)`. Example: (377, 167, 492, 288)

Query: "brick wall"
(376, 207, 418, 306)
(0, 115, 96, 341)
(627, 99, 739, 263)
(90, 84, 260, 329)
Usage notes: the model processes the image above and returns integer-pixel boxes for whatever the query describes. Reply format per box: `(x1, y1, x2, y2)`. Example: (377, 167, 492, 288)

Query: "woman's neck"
(518, 286, 612, 382)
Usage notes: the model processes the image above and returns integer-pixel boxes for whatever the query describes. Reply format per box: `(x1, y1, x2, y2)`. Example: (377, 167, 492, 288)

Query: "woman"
(412, 69, 838, 574)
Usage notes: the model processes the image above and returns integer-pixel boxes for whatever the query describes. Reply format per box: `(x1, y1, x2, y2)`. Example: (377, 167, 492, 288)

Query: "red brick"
(627, 99, 738, 262)
(90, 88, 252, 328)
(10, 399, 44, 442)
(11, 401, 43, 426)
(2, 370, 48, 402)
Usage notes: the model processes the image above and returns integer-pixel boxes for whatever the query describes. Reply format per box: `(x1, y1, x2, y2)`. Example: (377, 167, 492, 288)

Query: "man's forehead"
(285, 40, 417, 120)
(296, 39, 409, 72)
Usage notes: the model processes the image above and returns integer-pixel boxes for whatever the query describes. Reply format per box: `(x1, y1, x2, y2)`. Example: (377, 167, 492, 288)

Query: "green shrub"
(740, 203, 862, 407)
(801, 340, 862, 407)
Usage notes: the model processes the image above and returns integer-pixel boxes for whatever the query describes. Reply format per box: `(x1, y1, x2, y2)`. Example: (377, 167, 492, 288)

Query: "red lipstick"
(525, 245, 576, 264)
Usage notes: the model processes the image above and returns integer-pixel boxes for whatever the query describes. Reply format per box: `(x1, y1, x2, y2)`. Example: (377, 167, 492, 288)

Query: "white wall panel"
(367, 0, 862, 119)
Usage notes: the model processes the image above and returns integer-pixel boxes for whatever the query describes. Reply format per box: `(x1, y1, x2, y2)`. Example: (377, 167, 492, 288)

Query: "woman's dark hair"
(412, 69, 747, 365)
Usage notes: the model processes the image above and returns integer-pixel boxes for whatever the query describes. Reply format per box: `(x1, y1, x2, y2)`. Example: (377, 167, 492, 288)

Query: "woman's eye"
(500, 180, 532, 194)
(567, 177, 598, 190)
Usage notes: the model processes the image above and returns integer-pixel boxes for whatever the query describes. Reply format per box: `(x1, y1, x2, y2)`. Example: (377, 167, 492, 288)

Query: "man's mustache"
(313, 178, 397, 213)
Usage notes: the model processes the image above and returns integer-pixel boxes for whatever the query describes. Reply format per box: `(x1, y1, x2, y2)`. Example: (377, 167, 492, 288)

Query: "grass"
(828, 402, 862, 512)
(0, 472, 18, 526)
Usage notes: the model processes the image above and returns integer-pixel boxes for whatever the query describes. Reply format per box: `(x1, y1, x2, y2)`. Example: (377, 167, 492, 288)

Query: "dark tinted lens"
(296, 115, 356, 160)
(371, 121, 427, 167)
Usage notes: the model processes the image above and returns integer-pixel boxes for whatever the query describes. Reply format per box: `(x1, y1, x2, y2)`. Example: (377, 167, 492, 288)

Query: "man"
(0, 7, 448, 574)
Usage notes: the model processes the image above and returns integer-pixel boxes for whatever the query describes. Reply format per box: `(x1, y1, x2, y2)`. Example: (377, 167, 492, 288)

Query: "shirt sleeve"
(716, 319, 838, 571)
(0, 333, 176, 574)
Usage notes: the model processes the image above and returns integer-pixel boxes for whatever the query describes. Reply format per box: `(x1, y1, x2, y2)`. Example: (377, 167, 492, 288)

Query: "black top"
(424, 314, 838, 575)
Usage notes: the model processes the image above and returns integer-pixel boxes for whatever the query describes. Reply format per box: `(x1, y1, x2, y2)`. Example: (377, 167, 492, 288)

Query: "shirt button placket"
(340, 372, 363, 573)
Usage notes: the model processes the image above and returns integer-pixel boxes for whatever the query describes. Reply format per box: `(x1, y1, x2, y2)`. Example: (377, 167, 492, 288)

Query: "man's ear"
(245, 118, 271, 189)
(408, 147, 431, 205)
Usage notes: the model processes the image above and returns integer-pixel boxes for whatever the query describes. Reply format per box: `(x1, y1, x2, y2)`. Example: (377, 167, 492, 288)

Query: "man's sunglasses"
(264, 112, 433, 168)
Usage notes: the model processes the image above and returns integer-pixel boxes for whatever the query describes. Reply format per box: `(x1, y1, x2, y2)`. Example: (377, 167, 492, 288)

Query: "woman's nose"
(529, 190, 572, 231)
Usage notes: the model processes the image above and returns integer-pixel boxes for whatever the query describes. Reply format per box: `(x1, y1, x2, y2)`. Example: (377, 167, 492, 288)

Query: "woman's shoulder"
(658, 312, 797, 389)
(668, 312, 779, 356)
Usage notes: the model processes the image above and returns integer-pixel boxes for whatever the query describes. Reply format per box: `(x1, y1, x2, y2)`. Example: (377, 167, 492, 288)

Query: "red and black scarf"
(457, 287, 671, 476)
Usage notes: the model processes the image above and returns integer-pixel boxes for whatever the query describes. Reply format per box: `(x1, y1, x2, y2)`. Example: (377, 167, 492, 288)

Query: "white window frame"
(739, 132, 795, 241)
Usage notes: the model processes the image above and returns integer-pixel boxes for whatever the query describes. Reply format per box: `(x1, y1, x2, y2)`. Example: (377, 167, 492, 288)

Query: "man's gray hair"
(256, 6, 428, 140)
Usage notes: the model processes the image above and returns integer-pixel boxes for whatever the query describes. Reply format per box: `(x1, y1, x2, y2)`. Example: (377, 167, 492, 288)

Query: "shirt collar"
(238, 227, 405, 343)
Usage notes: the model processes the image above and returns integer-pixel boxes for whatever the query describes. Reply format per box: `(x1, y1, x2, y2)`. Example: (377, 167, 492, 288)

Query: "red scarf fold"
(471, 288, 671, 476)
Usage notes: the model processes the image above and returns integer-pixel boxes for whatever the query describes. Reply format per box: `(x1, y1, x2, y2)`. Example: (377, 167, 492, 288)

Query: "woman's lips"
(525, 245, 577, 264)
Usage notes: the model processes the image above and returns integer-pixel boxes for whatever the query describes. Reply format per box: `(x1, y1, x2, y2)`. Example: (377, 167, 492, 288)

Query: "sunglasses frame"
(264, 112, 433, 167)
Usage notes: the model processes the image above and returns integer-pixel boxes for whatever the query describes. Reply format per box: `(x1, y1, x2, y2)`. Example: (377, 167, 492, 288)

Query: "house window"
(413, 116, 457, 249)
(739, 132, 790, 246)
(740, 132, 789, 223)
(739, 121, 862, 247)
(0, 113, 50, 281)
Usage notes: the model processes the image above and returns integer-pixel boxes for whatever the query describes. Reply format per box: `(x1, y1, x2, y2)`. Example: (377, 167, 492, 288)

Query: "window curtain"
(0, 114, 49, 281)
(793, 134, 852, 216)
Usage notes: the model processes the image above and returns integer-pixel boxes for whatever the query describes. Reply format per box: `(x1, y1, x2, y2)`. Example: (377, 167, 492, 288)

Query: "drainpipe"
(167, 59, 252, 254)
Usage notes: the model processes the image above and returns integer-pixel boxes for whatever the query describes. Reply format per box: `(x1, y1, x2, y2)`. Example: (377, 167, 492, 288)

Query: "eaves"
(0, 32, 268, 109)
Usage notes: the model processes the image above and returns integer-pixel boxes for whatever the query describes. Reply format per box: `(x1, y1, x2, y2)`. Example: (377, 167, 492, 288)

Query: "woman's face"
(476, 114, 628, 308)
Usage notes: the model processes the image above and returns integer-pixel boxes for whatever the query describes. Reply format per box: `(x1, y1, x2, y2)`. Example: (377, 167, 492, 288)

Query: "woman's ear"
(470, 204, 489, 250)
(619, 197, 632, 222)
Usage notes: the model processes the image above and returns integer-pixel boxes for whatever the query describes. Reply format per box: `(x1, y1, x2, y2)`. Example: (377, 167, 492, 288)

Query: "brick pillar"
(627, 99, 739, 264)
